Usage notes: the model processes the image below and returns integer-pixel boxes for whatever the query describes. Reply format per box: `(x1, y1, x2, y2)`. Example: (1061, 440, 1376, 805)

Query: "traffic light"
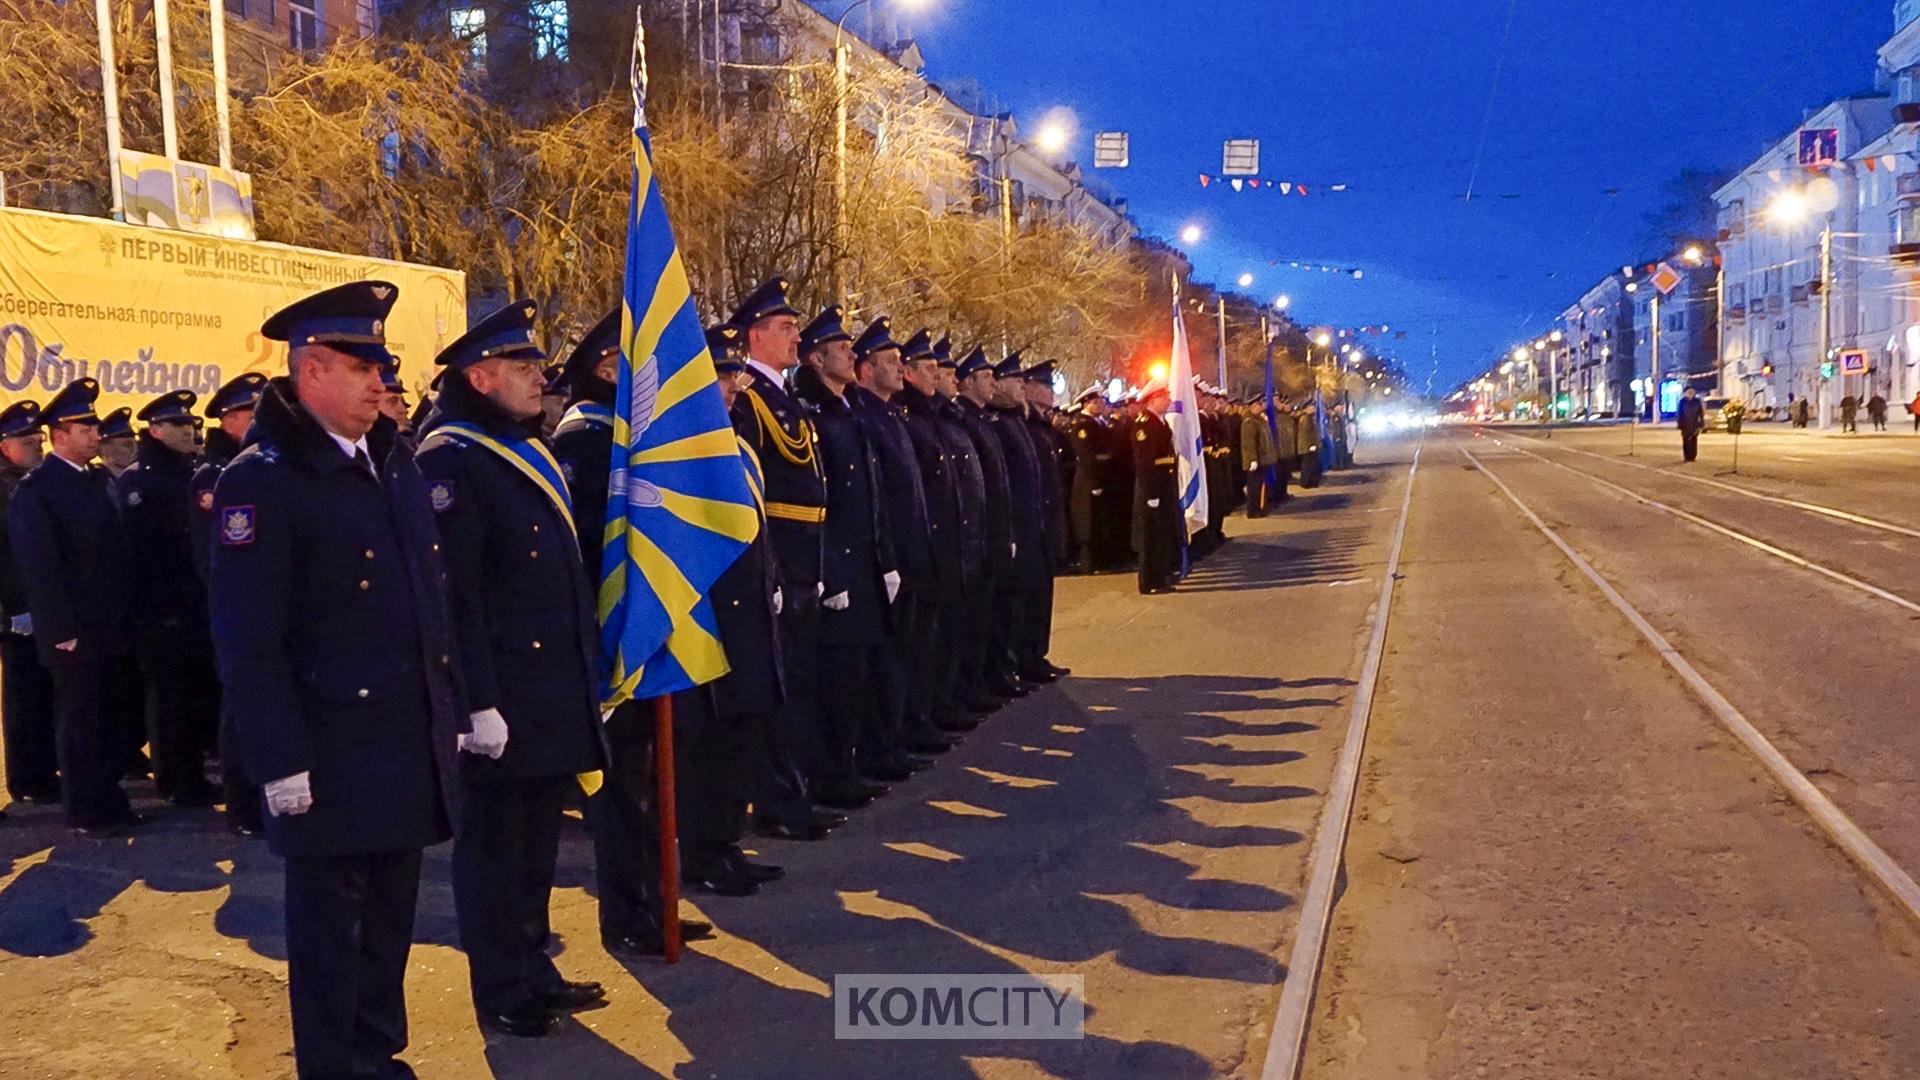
(1820, 361, 1836, 379)
(1761, 363, 1775, 376)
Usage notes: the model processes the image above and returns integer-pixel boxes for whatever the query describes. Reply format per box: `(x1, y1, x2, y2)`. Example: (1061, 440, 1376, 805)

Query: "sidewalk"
(0, 460, 1414, 1080)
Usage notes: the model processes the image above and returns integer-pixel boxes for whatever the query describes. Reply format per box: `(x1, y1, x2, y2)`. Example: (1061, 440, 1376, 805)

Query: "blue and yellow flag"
(598, 9, 760, 707)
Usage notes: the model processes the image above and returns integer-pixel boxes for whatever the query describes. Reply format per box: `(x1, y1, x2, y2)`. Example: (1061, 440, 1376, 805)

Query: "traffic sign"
(1649, 261, 1683, 296)
(1838, 348, 1871, 376)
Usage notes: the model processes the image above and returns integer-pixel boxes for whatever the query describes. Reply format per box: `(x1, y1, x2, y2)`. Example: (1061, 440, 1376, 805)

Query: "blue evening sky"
(880, 0, 1894, 393)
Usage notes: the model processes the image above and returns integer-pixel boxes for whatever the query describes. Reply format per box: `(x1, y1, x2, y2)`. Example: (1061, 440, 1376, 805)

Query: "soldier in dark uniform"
(1133, 380, 1183, 594)
(379, 363, 414, 441)
(190, 374, 267, 835)
(1016, 362, 1072, 681)
(548, 310, 735, 932)
(0, 401, 57, 806)
(1063, 386, 1102, 574)
(929, 338, 996, 720)
(952, 349, 1022, 703)
(208, 281, 465, 1079)
(895, 332, 981, 735)
(670, 324, 789, 896)
(1272, 399, 1298, 504)
(1297, 398, 1326, 488)
(793, 306, 901, 798)
(115, 390, 220, 807)
(727, 278, 842, 841)
(847, 318, 953, 762)
(9, 379, 143, 834)
(414, 301, 611, 1037)
(987, 355, 1053, 687)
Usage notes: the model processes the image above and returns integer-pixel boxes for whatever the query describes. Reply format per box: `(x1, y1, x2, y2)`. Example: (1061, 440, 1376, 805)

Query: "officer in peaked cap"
(1132, 375, 1182, 593)
(0, 399, 56, 807)
(8, 378, 144, 834)
(209, 279, 466, 1078)
(793, 305, 896, 808)
(97, 406, 137, 478)
(189, 372, 268, 834)
(729, 279, 843, 842)
(377, 362, 414, 440)
(669, 319, 791, 898)
(983, 354, 1054, 691)
(116, 390, 222, 808)
(1016, 362, 1072, 678)
(416, 300, 612, 1031)
(950, 348, 1022, 703)
(551, 308, 623, 563)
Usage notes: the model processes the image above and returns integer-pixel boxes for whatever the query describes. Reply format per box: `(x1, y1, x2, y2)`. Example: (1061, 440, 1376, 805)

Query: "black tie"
(353, 447, 378, 482)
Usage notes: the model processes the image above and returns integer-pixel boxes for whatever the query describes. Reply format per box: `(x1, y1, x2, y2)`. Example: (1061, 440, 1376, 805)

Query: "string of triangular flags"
(1198, 173, 1351, 195)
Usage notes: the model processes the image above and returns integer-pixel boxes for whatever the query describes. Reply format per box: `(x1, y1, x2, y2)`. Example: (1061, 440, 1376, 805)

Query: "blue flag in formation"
(598, 8, 760, 707)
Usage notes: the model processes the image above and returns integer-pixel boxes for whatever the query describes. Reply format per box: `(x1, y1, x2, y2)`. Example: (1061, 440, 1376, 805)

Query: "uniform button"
(532, 524, 540, 533)
(359, 580, 370, 590)
(357, 688, 369, 699)
(364, 549, 375, 559)
(531, 640, 543, 650)
(441, 654, 451, 665)
(529, 550, 539, 559)
(729, 599, 740, 607)
(432, 543, 440, 553)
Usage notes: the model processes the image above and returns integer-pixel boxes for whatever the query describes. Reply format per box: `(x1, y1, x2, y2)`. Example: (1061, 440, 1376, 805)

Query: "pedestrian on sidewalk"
(1867, 393, 1888, 432)
(1909, 391, 1920, 432)
(1840, 393, 1859, 433)
(1676, 387, 1705, 463)
(1791, 394, 1810, 428)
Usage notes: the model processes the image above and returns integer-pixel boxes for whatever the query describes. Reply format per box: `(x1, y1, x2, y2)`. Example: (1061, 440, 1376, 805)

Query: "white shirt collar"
(324, 429, 372, 464)
(53, 453, 88, 473)
(747, 359, 787, 390)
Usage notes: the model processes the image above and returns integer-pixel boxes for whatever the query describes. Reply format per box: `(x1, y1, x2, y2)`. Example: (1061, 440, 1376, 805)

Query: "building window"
(450, 7, 487, 62)
(225, 0, 246, 15)
(288, 0, 318, 49)
(1893, 203, 1920, 245)
(532, 0, 568, 60)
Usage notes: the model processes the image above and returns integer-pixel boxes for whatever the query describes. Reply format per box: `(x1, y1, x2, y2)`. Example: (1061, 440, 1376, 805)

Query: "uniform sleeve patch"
(428, 480, 455, 513)
(220, 506, 256, 545)
(125, 489, 143, 507)
(1135, 429, 1147, 441)
(197, 489, 214, 512)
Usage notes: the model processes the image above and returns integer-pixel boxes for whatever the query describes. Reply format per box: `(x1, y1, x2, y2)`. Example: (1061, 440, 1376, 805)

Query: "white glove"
(816, 582, 825, 600)
(1010, 542, 1018, 559)
(1147, 498, 1161, 508)
(459, 707, 509, 759)
(1091, 488, 1104, 496)
(823, 591, 851, 611)
(264, 772, 313, 817)
(883, 570, 901, 603)
(772, 587, 784, 616)
(8, 613, 29, 636)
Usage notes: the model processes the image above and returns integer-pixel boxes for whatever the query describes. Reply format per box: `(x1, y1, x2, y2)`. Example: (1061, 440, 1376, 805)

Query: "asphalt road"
(0, 456, 1418, 1079)
(1309, 425, 1920, 1078)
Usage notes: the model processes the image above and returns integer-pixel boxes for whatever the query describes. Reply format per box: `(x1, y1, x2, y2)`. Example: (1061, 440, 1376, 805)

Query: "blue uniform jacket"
(114, 435, 206, 633)
(8, 455, 130, 667)
(209, 379, 464, 859)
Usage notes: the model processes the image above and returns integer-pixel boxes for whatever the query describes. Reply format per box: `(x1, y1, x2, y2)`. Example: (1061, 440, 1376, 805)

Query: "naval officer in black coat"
(209, 281, 466, 1079)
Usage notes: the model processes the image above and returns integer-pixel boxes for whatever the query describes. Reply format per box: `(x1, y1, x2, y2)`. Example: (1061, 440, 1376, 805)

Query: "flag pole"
(653, 695, 681, 963)
(209, 0, 233, 171)
(94, 0, 125, 221)
(152, 0, 180, 160)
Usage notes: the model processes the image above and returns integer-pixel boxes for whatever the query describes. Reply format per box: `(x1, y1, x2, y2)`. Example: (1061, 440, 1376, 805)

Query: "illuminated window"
(450, 7, 486, 61)
(533, 0, 569, 60)
(288, 0, 317, 49)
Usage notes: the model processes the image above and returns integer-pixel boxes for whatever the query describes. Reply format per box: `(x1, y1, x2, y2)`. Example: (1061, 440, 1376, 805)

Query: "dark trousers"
(1681, 428, 1700, 462)
(48, 656, 136, 827)
(284, 847, 423, 1080)
(991, 584, 1026, 685)
(1299, 454, 1325, 489)
(962, 579, 998, 696)
(930, 597, 972, 719)
(673, 690, 752, 875)
(589, 703, 664, 942)
(1245, 469, 1271, 517)
(895, 591, 948, 736)
(1275, 460, 1293, 502)
(819, 642, 882, 782)
(1017, 576, 1055, 671)
(772, 592, 828, 791)
(1137, 506, 1182, 593)
(454, 775, 570, 1014)
(1, 632, 57, 798)
(134, 625, 218, 800)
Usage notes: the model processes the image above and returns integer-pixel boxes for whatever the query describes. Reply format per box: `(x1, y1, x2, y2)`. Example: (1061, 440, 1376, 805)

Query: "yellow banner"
(0, 207, 466, 417)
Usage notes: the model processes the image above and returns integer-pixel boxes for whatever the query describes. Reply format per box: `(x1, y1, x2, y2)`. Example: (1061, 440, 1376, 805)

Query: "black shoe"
(603, 920, 714, 960)
(1018, 666, 1059, 684)
(962, 698, 1000, 717)
(727, 853, 785, 881)
(898, 752, 938, 772)
(809, 808, 849, 829)
(683, 868, 759, 897)
(1039, 661, 1072, 679)
(906, 734, 957, 754)
(753, 818, 832, 842)
(861, 760, 913, 783)
(13, 787, 60, 805)
(478, 1001, 555, 1038)
(680, 918, 714, 942)
(74, 811, 144, 839)
(534, 980, 606, 1012)
(227, 818, 265, 838)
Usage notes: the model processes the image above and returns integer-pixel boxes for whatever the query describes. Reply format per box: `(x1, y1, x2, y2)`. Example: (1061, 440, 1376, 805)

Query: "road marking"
(1490, 442, 1920, 618)
(1463, 447, 1920, 932)
(1504, 431, 1920, 541)
(1260, 441, 1422, 1080)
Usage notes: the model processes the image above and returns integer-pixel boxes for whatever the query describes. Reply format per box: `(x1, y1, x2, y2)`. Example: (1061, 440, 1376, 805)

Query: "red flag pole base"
(654, 695, 681, 964)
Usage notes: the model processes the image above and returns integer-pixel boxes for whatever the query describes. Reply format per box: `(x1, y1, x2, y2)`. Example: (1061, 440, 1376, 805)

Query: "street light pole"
(1818, 217, 1834, 430)
(831, 0, 874, 300)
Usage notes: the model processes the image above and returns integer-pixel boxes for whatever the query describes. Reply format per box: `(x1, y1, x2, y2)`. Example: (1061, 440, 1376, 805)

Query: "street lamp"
(1237, 272, 1254, 288)
(1273, 295, 1291, 311)
(834, 0, 929, 294)
(1765, 188, 1835, 427)
(1180, 223, 1203, 245)
(1682, 244, 1706, 266)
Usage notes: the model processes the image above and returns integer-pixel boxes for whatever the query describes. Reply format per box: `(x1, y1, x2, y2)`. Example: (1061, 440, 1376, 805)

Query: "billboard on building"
(1798, 128, 1839, 167)
(0, 207, 466, 417)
